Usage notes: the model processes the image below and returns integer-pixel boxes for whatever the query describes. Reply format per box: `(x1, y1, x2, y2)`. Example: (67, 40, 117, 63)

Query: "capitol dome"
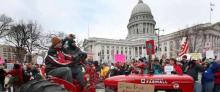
(131, 0, 151, 16)
(127, 0, 156, 41)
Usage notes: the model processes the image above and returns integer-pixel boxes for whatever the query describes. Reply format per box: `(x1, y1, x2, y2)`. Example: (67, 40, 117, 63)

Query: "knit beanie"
(51, 37, 61, 46)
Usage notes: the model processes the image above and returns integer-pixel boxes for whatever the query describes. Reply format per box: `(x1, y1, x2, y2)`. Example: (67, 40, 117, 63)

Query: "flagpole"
(209, 1, 215, 23)
(210, 1, 212, 23)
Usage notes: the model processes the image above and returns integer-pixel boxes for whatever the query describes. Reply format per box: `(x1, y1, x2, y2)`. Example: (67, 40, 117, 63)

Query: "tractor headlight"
(172, 82, 180, 89)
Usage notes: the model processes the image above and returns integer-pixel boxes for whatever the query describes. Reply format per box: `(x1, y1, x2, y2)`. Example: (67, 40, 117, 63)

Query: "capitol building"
(83, 0, 220, 63)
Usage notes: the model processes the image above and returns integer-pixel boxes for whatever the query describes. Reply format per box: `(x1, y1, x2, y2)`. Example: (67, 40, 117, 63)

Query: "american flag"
(178, 37, 189, 57)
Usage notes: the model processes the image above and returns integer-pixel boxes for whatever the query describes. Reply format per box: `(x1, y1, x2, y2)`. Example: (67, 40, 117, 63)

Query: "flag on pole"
(210, 2, 215, 11)
(146, 40, 155, 55)
(178, 37, 189, 57)
(210, 3, 215, 6)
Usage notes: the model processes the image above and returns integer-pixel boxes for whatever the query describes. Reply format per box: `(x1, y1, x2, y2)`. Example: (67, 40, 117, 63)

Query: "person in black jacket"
(0, 64, 6, 91)
(62, 34, 87, 88)
(186, 60, 204, 92)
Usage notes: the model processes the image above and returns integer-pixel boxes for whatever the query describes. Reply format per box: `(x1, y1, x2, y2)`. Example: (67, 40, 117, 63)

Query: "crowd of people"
(0, 33, 220, 92)
(104, 55, 220, 92)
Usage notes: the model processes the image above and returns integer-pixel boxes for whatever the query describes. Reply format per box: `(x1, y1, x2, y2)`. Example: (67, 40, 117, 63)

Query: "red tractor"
(19, 62, 102, 92)
(104, 74, 194, 92)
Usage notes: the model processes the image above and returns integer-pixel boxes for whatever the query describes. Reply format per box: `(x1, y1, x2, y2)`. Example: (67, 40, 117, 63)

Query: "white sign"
(206, 50, 215, 59)
(37, 56, 44, 64)
(6, 63, 14, 71)
(164, 65, 174, 75)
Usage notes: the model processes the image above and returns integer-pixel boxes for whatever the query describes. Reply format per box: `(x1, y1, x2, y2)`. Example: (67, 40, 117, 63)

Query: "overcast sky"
(0, 0, 219, 40)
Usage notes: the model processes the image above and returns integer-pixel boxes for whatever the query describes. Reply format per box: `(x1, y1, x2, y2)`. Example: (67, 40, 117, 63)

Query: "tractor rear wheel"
(20, 80, 68, 92)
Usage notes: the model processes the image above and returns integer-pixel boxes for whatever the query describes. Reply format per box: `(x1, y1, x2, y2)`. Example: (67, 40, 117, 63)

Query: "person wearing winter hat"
(62, 34, 87, 88)
(45, 36, 73, 83)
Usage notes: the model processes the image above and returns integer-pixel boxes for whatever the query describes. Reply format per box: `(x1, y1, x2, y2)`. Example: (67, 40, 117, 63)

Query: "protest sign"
(206, 50, 215, 59)
(164, 65, 174, 75)
(6, 63, 14, 71)
(114, 54, 126, 63)
(118, 82, 154, 92)
(190, 53, 202, 60)
(0, 56, 4, 64)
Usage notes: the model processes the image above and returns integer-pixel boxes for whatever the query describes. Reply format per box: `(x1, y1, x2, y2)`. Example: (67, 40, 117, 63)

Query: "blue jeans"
(214, 84, 220, 92)
(202, 81, 214, 92)
(194, 81, 202, 92)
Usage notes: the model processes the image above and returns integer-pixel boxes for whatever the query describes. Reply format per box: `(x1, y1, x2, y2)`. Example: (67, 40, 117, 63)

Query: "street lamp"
(154, 28, 164, 58)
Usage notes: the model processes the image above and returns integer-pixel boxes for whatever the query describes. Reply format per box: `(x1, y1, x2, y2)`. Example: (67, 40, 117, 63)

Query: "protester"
(202, 59, 220, 92)
(181, 55, 189, 73)
(100, 63, 110, 79)
(186, 59, 203, 92)
(152, 59, 163, 74)
(0, 64, 6, 91)
(45, 36, 73, 83)
(7, 64, 23, 92)
(214, 57, 220, 92)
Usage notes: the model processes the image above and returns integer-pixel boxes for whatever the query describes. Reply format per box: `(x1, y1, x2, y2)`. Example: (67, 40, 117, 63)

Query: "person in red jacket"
(214, 57, 220, 92)
(7, 64, 23, 91)
(170, 58, 183, 75)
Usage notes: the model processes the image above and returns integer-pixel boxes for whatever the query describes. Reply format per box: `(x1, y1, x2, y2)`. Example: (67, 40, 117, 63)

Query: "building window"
(165, 47, 167, 51)
(107, 56, 110, 60)
(3, 48, 6, 52)
(107, 50, 109, 54)
(116, 50, 119, 54)
(143, 28, 145, 33)
(112, 46, 114, 49)
(102, 50, 104, 55)
(139, 47, 142, 55)
(137, 29, 139, 34)
(121, 50, 123, 54)
(107, 46, 109, 49)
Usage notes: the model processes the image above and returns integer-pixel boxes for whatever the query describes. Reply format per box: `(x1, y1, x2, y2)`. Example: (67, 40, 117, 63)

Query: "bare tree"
(0, 14, 13, 38)
(36, 31, 66, 50)
(25, 21, 41, 63)
(5, 23, 28, 62)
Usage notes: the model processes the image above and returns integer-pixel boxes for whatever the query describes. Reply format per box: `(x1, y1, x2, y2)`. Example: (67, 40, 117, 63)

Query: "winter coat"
(173, 64, 183, 75)
(186, 63, 203, 81)
(202, 62, 220, 83)
(45, 47, 72, 73)
(214, 67, 220, 84)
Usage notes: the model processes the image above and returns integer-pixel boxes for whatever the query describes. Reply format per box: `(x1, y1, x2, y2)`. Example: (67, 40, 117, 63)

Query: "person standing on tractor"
(62, 34, 87, 88)
(45, 36, 73, 83)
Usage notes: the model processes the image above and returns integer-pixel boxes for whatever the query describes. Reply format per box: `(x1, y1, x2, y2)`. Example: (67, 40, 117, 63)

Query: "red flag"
(178, 37, 189, 56)
(146, 40, 155, 55)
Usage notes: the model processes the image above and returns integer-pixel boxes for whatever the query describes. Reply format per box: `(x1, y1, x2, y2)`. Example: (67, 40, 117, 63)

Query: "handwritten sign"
(118, 82, 154, 92)
(114, 54, 126, 63)
(190, 53, 202, 60)
(37, 56, 44, 64)
(164, 65, 174, 75)
(6, 63, 14, 71)
(206, 50, 215, 59)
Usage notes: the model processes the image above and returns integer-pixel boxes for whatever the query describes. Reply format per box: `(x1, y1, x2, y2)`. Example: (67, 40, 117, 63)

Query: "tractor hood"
(104, 74, 194, 90)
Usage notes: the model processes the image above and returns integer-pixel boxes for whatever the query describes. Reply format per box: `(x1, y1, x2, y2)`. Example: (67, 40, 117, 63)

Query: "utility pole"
(154, 28, 164, 58)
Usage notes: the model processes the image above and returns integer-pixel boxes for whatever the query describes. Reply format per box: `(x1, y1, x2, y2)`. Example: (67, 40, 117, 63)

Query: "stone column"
(137, 46, 140, 57)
